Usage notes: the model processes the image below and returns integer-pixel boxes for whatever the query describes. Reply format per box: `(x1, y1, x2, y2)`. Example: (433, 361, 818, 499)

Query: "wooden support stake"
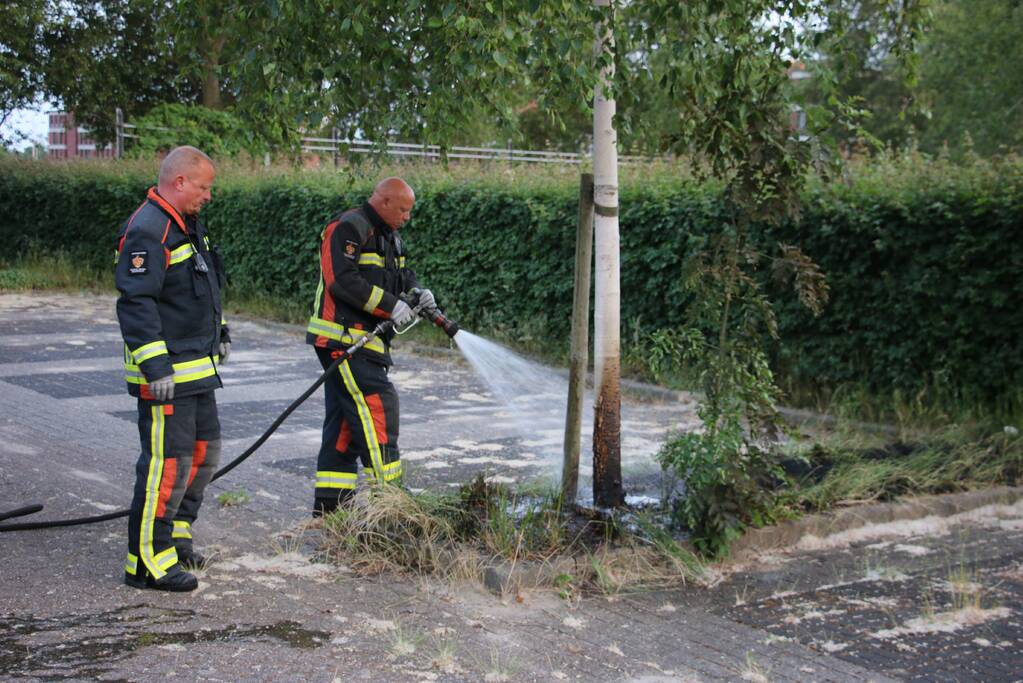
(562, 173, 595, 506)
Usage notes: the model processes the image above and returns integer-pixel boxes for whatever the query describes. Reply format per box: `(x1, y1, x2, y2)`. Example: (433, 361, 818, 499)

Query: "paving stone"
(2, 292, 1020, 682)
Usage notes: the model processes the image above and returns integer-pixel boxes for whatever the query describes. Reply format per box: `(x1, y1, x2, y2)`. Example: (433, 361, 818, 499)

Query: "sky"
(1, 107, 52, 150)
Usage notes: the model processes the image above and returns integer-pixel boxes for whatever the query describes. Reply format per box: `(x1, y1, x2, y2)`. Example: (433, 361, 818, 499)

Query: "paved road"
(1, 292, 1018, 682)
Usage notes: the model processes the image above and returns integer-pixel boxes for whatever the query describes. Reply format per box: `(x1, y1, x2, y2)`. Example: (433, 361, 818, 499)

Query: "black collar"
(362, 201, 392, 234)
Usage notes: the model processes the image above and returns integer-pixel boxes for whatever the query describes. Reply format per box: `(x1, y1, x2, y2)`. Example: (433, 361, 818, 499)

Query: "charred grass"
(317, 475, 705, 594)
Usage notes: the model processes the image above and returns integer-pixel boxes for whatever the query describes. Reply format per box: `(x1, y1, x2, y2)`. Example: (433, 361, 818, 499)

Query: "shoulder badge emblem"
(129, 251, 148, 275)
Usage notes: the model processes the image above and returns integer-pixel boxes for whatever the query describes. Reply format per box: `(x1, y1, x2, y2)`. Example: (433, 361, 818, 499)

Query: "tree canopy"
(8, 0, 1016, 161)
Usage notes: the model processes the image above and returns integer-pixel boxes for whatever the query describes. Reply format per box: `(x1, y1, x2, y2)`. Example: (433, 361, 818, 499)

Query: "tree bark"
(201, 33, 225, 109)
(591, 0, 624, 508)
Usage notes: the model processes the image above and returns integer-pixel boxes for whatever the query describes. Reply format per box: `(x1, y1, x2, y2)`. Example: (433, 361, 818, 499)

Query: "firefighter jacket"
(115, 188, 229, 399)
(306, 202, 418, 366)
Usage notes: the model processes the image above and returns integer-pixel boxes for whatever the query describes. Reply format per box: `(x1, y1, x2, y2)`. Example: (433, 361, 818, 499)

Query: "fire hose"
(0, 290, 459, 532)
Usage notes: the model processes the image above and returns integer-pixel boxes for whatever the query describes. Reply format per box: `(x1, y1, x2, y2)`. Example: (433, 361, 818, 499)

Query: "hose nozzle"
(405, 288, 460, 338)
(424, 307, 460, 338)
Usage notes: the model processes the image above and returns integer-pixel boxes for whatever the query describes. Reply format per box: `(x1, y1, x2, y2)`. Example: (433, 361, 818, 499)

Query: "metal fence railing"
(112, 109, 660, 166)
(300, 136, 658, 165)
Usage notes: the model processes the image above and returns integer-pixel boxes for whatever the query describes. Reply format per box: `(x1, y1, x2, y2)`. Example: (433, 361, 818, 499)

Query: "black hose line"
(0, 504, 43, 523)
(0, 318, 398, 534)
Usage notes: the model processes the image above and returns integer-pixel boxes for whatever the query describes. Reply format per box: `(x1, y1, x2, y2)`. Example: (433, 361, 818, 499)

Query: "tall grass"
(0, 251, 112, 293)
(790, 423, 1023, 512)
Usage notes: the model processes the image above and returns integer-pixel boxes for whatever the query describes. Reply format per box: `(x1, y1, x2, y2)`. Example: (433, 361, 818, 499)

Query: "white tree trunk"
(591, 0, 624, 508)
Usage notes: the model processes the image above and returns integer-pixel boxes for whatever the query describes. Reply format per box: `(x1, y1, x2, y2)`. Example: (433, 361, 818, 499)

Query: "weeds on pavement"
(317, 475, 704, 593)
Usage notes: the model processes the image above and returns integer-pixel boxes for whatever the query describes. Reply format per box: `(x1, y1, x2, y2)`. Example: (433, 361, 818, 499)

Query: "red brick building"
(47, 112, 116, 159)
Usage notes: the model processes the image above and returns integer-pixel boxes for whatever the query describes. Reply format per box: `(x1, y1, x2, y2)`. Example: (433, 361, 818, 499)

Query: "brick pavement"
(2, 292, 1016, 681)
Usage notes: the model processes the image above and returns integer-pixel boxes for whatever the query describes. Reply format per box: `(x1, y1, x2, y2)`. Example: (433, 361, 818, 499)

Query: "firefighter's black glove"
(417, 288, 437, 314)
(150, 374, 175, 402)
(219, 341, 231, 364)
(391, 300, 414, 327)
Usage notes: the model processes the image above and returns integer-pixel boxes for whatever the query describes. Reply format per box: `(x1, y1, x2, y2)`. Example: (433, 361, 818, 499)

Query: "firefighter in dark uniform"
(307, 177, 435, 515)
(116, 146, 230, 592)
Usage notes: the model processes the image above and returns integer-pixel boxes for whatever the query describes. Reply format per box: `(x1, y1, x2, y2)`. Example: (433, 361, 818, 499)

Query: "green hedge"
(0, 156, 1020, 404)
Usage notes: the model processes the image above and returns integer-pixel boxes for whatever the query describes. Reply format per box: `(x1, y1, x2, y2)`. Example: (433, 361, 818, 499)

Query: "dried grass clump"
(318, 479, 705, 593)
(320, 485, 464, 575)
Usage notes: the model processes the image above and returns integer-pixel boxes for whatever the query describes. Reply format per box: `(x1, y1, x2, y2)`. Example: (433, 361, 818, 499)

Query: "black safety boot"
(313, 489, 354, 518)
(124, 566, 198, 592)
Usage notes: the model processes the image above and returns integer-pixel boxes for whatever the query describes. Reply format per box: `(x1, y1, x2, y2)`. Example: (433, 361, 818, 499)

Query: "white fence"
(300, 135, 655, 165)
(112, 108, 658, 166)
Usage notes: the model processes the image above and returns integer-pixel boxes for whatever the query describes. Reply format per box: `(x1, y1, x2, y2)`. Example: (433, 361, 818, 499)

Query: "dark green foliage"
(129, 105, 263, 158)
(0, 155, 1020, 404)
(764, 154, 1023, 405)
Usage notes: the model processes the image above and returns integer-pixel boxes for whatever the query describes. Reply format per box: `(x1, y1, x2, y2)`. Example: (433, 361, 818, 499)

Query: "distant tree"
(0, 1, 46, 139)
(39, 0, 201, 142)
(36, 1, 251, 143)
(800, 0, 928, 151)
(128, 104, 262, 158)
(916, 0, 1023, 155)
(219, 2, 595, 149)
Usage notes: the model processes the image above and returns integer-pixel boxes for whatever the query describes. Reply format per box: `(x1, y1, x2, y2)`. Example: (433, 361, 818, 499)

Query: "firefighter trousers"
(125, 391, 221, 580)
(314, 347, 401, 514)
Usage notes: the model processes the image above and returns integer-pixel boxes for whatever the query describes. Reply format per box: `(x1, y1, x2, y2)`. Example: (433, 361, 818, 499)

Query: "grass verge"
(317, 476, 705, 593)
(0, 253, 113, 293)
(785, 422, 1022, 513)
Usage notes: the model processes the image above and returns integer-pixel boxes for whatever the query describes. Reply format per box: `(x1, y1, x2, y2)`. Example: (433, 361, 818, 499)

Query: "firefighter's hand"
(391, 300, 414, 327)
(219, 341, 231, 364)
(416, 288, 437, 313)
(150, 375, 175, 402)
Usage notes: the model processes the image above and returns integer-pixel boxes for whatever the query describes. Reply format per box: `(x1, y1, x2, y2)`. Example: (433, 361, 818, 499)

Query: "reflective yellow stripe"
(398, 256, 406, 267)
(171, 357, 217, 383)
(124, 356, 218, 385)
(306, 317, 386, 353)
(364, 460, 402, 483)
(132, 340, 168, 363)
(357, 253, 384, 268)
(312, 272, 325, 319)
(154, 546, 178, 571)
(113, 249, 120, 266)
(169, 243, 195, 265)
(315, 471, 358, 489)
(382, 461, 403, 482)
(363, 286, 384, 314)
(140, 405, 166, 579)
(338, 361, 386, 481)
(172, 520, 192, 539)
(125, 552, 138, 575)
(306, 316, 343, 340)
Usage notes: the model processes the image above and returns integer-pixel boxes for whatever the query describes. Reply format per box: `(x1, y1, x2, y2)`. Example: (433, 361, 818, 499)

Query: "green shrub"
(129, 104, 263, 158)
(0, 153, 1019, 407)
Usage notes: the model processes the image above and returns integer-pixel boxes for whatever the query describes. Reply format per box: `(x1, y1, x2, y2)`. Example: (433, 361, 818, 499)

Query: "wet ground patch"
(0, 604, 329, 681)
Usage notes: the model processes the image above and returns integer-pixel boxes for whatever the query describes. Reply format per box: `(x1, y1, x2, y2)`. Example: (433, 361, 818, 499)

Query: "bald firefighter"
(307, 177, 437, 515)
(116, 146, 230, 592)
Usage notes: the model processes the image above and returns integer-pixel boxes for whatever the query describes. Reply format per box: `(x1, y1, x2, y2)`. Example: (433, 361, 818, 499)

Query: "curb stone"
(729, 484, 1023, 561)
